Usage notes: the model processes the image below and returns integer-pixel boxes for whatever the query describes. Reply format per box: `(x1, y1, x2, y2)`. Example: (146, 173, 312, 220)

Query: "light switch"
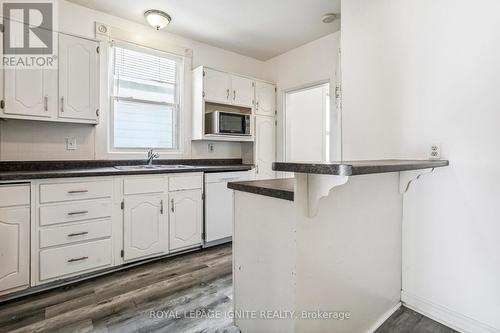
(66, 137, 77, 150)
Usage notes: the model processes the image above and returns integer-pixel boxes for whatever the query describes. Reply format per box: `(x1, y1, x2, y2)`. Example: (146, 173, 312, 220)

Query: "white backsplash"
(190, 141, 242, 159)
(0, 120, 243, 161)
(0, 120, 95, 161)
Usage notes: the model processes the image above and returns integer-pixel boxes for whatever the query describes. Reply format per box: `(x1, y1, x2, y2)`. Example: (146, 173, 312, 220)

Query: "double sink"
(114, 164, 196, 171)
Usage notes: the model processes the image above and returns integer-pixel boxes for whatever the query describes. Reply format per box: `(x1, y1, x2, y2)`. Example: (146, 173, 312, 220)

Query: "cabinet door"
(255, 116, 277, 180)
(204, 68, 230, 104)
(0, 207, 30, 294)
(123, 194, 167, 261)
(169, 190, 202, 251)
(231, 75, 254, 108)
(255, 81, 276, 117)
(4, 68, 57, 118)
(58, 34, 99, 122)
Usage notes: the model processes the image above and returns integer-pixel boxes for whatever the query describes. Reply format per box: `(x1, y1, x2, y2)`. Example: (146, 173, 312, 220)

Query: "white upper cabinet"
(192, 66, 275, 142)
(201, 67, 256, 108)
(123, 194, 167, 261)
(204, 68, 231, 104)
(1, 33, 99, 124)
(58, 34, 99, 123)
(4, 67, 58, 118)
(255, 115, 277, 180)
(169, 189, 202, 251)
(255, 81, 276, 117)
(231, 75, 255, 108)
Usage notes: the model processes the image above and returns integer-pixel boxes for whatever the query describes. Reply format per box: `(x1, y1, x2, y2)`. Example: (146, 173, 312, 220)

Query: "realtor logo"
(2, 1, 57, 68)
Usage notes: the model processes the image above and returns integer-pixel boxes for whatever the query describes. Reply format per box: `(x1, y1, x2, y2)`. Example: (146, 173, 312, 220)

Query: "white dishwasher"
(204, 170, 254, 246)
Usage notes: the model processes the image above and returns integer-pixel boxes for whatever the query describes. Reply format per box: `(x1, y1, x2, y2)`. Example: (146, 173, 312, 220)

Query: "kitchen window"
(111, 43, 183, 151)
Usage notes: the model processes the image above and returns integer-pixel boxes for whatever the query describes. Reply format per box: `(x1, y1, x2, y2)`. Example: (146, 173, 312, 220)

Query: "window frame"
(109, 41, 184, 153)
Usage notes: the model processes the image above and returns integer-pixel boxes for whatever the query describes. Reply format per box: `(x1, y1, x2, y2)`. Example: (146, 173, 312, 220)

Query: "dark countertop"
(273, 159, 449, 176)
(0, 159, 253, 181)
(228, 178, 294, 201)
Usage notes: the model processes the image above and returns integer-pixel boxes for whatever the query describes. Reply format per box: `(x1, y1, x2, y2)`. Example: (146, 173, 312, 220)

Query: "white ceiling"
(67, 0, 341, 61)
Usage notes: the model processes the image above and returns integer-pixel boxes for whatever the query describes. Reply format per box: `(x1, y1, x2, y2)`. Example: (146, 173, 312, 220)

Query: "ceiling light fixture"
(322, 13, 338, 24)
(144, 9, 171, 30)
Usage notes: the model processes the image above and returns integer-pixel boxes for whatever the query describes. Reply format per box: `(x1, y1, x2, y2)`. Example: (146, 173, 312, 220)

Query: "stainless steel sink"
(114, 164, 193, 171)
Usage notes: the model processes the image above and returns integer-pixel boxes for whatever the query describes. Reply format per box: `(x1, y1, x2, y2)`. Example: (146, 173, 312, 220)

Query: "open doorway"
(284, 82, 331, 162)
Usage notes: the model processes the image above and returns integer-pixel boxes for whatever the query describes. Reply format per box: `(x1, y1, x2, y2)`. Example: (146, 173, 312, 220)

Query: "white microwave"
(205, 111, 251, 136)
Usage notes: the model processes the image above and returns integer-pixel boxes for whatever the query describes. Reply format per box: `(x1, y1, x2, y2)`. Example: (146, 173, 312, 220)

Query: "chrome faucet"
(147, 149, 159, 166)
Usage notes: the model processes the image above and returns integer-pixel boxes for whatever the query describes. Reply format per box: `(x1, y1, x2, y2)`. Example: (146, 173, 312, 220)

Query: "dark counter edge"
(0, 159, 253, 181)
(228, 178, 294, 201)
(272, 159, 449, 176)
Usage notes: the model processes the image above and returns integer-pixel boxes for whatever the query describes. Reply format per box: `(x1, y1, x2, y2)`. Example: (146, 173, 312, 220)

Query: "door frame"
(282, 79, 331, 163)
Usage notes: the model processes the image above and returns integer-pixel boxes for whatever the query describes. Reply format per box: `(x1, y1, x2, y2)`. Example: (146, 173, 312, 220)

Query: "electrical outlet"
(429, 144, 441, 159)
(208, 143, 215, 153)
(66, 137, 77, 150)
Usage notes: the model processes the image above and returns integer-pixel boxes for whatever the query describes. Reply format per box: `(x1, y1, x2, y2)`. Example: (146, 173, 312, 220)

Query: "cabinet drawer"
(0, 185, 30, 207)
(123, 177, 165, 195)
(39, 219, 111, 248)
(39, 200, 112, 226)
(40, 180, 112, 203)
(39, 239, 112, 281)
(169, 174, 203, 191)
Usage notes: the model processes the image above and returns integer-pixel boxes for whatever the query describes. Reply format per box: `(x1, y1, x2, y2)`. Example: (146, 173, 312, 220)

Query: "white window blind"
(111, 44, 181, 150)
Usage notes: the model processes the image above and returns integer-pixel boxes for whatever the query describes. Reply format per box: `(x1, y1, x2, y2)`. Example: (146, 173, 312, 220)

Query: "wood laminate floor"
(0, 244, 236, 333)
(0, 243, 458, 333)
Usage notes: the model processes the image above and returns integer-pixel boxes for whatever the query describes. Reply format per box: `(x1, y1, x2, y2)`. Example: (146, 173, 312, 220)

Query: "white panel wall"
(0, 0, 265, 161)
(342, 0, 500, 331)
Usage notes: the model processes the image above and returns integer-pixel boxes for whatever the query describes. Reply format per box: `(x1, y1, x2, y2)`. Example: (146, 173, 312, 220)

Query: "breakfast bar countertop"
(228, 178, 295, 201)
(272, 159, 449, 176)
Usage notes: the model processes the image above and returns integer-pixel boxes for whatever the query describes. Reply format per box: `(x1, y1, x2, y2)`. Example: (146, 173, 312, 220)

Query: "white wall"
(342, 0, 500, 331)
(263, 32, 341, 162)
(0, 0, 265, 161)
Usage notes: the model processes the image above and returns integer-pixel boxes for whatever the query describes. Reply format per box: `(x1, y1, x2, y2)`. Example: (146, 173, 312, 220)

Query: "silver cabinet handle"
(67, 256, 88, 263)
(233, 90, 236, 100)
(60, 97, 64, 112)
(44, 96, 48, 111)
(171, 198, 174, 213)
(226, 89, 230, 100)
(160, 200, 164, 214)
(67, 211, 89, 216)
(67, 190, 88, 194)
(68, 231, 89, 237)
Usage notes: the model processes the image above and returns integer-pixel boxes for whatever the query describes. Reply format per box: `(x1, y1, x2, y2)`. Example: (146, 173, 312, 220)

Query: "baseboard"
(402, 291, 500, 333)
(364, 302, 402, 333)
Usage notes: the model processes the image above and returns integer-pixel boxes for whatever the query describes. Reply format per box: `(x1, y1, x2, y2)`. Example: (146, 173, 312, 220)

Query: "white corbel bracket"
(295, 173, 349, 218)
(399, 168, 434, 194)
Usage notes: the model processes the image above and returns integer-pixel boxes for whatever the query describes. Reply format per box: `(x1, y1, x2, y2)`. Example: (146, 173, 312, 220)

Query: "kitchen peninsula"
(229, 159, 449, 333)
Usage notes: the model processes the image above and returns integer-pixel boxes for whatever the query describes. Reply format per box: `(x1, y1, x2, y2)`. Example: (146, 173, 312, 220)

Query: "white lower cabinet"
(0, 172, 206, 295)
(34, 178, 114, 284)
(123, 194, 167, 261)
(0, 205, 30, 295)
(169, 189, 203, 252)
